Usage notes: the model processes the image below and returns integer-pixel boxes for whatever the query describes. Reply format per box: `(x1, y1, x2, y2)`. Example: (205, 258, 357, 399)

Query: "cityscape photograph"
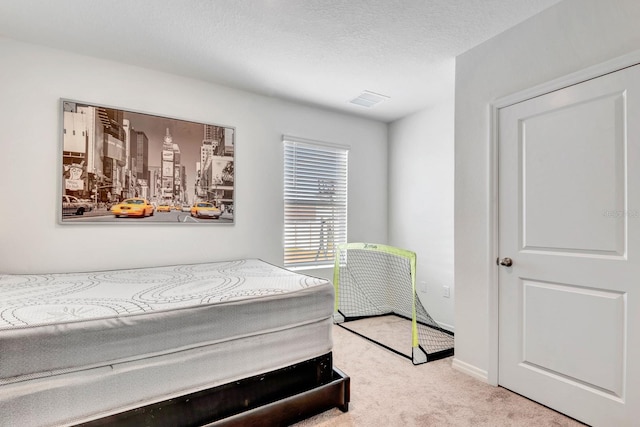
(61, 100, 234, 224)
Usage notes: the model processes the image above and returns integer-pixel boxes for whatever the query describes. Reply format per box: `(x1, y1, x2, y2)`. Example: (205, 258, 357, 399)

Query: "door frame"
(487, 49, 640, 386)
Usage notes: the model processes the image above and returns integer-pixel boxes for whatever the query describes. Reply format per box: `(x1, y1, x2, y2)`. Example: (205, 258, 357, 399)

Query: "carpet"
(292, 325, 586, 427)
(337, 314, 414, 359)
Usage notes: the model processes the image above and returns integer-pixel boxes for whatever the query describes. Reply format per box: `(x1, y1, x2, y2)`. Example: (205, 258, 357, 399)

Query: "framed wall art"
(60, 99, 235, 224)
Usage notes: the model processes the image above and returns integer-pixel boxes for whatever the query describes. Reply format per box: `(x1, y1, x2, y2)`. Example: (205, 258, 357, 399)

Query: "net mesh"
(334, 243, 454, 364)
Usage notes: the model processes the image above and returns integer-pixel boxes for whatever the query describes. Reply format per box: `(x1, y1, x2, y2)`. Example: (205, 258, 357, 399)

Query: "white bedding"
(0, 259, 334, 426)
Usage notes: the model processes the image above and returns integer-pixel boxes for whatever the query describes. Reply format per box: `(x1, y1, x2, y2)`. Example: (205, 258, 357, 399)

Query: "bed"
(0, 259, 349, 426)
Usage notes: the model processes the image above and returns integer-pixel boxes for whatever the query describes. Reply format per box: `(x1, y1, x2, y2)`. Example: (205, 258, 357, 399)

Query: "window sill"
(285, 264, 334, 272)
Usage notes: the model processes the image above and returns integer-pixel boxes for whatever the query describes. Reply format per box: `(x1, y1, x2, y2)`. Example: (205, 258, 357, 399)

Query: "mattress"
(0, 259, 334, 426)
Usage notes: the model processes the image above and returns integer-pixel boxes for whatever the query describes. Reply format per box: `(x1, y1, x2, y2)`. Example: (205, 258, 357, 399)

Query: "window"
(283, 136, 348, 269)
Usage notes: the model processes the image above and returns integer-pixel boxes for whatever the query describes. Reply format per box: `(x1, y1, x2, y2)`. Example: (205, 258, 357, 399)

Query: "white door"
(498, 64, 640, 426)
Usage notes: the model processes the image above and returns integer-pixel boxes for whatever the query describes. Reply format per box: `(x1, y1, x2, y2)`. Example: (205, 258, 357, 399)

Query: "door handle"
(497, 257, 513, 267)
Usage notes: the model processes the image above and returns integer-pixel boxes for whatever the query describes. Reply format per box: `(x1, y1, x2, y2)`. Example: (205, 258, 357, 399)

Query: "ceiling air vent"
(349, 90, 389, 108)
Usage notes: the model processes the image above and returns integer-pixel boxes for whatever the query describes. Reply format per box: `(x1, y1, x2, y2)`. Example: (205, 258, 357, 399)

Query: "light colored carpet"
(337, 315, 413, 358)
(292, 325, 585, 427)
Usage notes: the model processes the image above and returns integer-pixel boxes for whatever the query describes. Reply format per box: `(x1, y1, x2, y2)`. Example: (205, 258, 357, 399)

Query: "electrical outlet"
(443, 286, 450, 298)
(419, 280, 427, 292)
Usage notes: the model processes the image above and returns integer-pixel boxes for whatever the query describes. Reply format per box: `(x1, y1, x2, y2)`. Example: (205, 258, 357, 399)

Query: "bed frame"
(75, 353, 350, 427)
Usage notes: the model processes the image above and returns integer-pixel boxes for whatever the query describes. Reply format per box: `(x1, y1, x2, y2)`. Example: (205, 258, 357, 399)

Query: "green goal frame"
(333, 243, 454, 364)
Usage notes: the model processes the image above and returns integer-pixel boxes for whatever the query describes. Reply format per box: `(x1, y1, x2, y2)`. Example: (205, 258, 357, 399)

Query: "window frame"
(283, 135, 349, 270)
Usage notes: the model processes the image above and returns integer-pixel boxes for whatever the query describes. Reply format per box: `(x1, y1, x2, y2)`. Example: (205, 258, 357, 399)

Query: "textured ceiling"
(0, 0, 562, 122)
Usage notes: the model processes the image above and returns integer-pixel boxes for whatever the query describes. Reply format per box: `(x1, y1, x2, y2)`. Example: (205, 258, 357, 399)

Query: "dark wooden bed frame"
(75, 353, 349, 427)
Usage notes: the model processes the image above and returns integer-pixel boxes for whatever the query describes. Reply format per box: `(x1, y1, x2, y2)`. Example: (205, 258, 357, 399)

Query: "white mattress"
(0, 259, 334, 426)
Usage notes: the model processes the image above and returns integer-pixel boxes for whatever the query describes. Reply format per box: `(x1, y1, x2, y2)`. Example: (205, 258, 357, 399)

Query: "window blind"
(283, 137, 348, 268)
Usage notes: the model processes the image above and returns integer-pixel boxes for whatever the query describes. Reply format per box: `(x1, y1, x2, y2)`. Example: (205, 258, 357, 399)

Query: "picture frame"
(60, 99, 235, 224)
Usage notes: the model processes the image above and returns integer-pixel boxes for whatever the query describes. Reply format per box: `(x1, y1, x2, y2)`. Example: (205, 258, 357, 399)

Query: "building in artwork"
(148, 166, 161, 202)
(160, 128, 185, 204)
(62, 101, 129, 204)
(195, 124, 234, 210)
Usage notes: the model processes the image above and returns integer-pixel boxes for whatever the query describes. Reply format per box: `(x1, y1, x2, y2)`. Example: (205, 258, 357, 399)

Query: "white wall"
(388, 64, 455, 330)
(0, 38, 388, 275)
(454, 0, 640, 379)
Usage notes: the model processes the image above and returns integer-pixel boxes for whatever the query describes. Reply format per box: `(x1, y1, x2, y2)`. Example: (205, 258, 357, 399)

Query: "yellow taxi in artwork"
(111, 198, 155, 218)
(190, 202, 221, 219)
(156, 203, 172, 213)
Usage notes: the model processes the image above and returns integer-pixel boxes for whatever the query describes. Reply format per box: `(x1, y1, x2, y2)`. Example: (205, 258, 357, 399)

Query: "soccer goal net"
(333, 243, 454, 364)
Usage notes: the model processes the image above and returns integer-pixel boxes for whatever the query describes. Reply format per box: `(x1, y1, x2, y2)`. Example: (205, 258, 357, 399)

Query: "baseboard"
(451, 358, 489, 383)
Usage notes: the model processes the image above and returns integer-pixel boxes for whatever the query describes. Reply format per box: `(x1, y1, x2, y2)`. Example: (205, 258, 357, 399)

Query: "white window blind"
(284, 137, 348, 269)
